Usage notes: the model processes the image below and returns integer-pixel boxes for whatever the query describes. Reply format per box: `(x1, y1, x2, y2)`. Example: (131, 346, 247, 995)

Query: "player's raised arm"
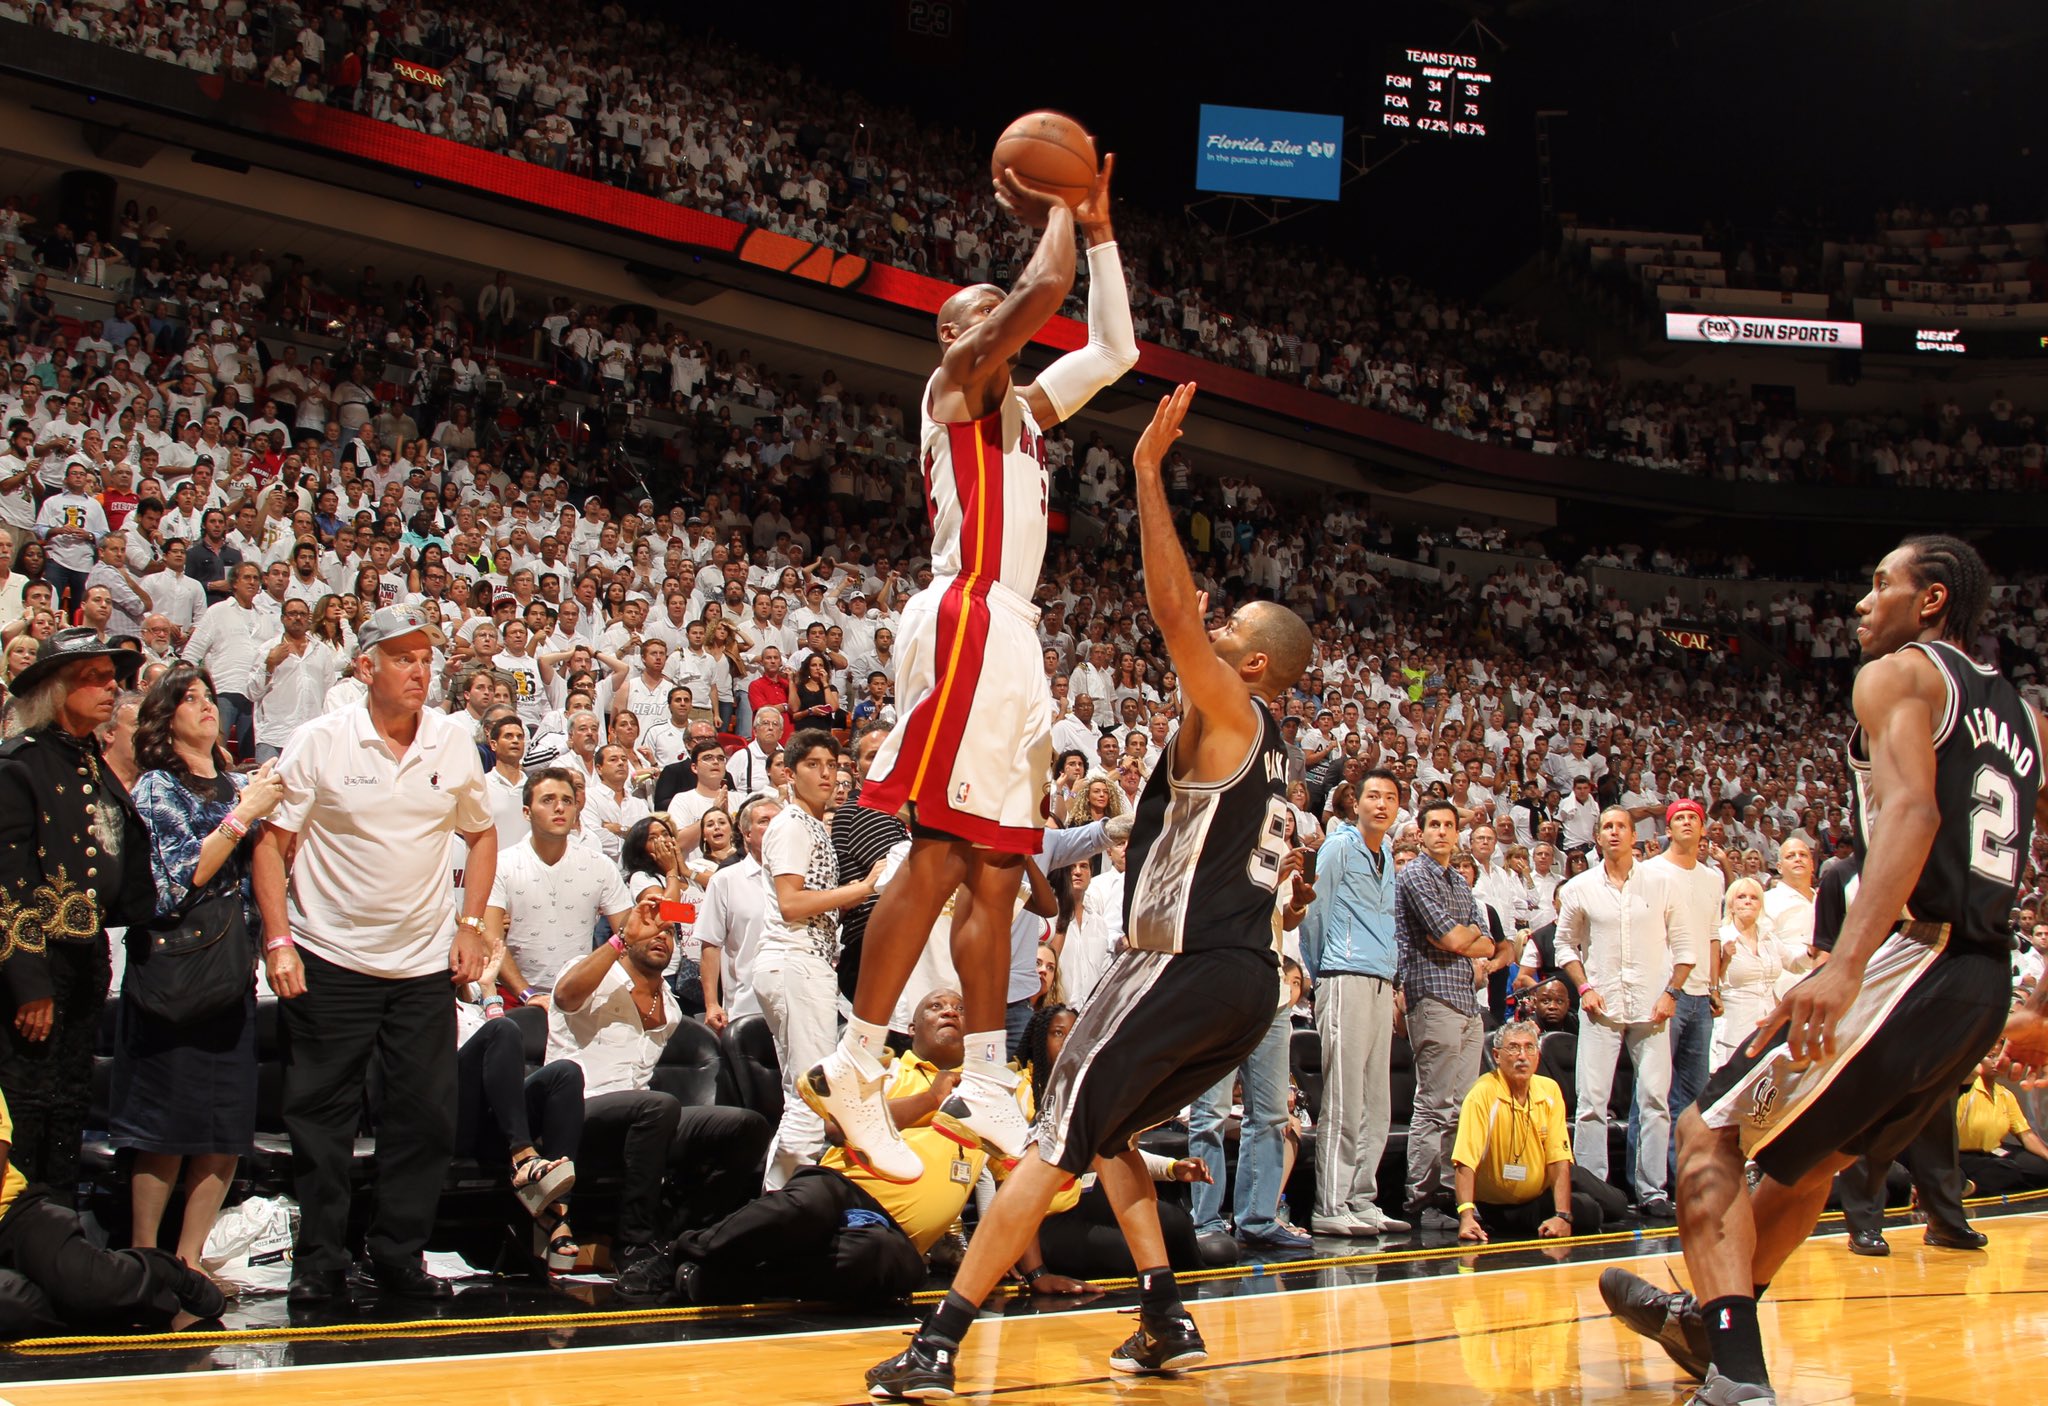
(935, 179, 1077, 403)
(1132, 385, 1254, 750)
(1023, 157, 1138, 427)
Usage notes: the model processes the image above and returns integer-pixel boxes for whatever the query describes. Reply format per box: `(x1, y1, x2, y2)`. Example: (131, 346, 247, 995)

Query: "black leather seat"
(648, 1015, 724, 1107)
(719, 1015, 782, 1127)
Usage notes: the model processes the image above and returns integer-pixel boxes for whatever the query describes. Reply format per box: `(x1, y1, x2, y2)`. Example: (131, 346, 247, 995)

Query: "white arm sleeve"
(1032, 241, 1139, 423)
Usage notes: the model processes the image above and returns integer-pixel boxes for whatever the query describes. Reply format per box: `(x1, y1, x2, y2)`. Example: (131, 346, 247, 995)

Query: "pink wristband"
(264, 934, 296, 954)
(219, 813, 249, 840)
(608, 934, 626, 954)
(1577, 982, 1595, 996)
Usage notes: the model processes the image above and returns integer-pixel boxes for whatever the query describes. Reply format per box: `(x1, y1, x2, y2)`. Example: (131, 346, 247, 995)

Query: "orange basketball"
(991, 111, 1097, 225)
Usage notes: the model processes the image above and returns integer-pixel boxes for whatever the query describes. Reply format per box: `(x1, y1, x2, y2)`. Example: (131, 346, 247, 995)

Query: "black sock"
(921, 1290, 976, 1347)
(1753, 1281, 1770, 1303)
(1701, 1295, 1769, 1386)
(1138, 1266, 1181, 1317)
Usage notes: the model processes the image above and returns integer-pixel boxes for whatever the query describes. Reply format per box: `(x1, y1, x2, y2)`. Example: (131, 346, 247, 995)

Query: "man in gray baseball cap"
(253, 597, 496, 1307)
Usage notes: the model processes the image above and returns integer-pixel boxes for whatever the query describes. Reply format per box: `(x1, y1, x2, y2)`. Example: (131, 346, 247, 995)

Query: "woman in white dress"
(1709, 876, 1783, 1069)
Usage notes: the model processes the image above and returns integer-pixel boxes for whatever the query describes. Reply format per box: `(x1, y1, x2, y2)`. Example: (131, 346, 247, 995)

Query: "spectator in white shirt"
(699, 794, 779, 1033)
(664, 736, 731, 849)
(547, 890, 772, 1297)
(1762, 836, 1818, 963)
(248, 596, 339, 762)
(1554, 806, 1698, 1216)
(252, 604, 498, 1306)
(582, 742, 651, 861)
(181, 562, 267, 759)
(482, 711, 532, 847)
(1555, 775, 1600, 852)
(1059, 829, 1129, 1007)
(755, 730, 885, 1189)
(488, 767, 634, 1003)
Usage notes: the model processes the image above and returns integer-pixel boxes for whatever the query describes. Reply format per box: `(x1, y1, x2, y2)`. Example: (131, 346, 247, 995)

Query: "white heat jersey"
(918, 371, 1050, 601)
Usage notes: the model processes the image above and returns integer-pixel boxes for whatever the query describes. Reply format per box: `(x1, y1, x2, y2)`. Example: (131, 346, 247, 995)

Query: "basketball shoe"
(1599, 1267, 1709, 1379)
(1109, 1311, 1208, 1374)
(800, 1045, 923, 1185)
(936, 1061, 1034, 1162)
(1688, 1366, 1776, 1404)
(866, 1333, 958, 1400)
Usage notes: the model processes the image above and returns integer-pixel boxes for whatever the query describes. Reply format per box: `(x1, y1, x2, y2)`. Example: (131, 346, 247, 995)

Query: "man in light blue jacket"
(1299, 767, 1412, 1236)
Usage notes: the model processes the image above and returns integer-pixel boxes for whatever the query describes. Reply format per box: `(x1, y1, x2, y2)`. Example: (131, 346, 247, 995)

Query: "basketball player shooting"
(802, 141, 1139, 1183)
(1601, 536, 2048, 1406)
(864, 382, 1316, 1400)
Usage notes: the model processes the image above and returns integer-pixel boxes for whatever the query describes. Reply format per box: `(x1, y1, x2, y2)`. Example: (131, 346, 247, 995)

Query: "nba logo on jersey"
(954, 781, 972, 806)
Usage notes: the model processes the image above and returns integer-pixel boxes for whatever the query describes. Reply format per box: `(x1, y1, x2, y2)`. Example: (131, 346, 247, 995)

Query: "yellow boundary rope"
(12, 1187, 2044, 1357)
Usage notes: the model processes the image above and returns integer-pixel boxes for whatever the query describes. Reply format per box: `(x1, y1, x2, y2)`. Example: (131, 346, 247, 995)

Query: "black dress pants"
(671, 1165, 923, 1303)
(279, 950, 455, 1274)
(1475, 1189, 1604, 1239)
(580, 1094, 769, 1250)
(1839, 1102, 1970, 1236)
(0, 1188, 188, 1335)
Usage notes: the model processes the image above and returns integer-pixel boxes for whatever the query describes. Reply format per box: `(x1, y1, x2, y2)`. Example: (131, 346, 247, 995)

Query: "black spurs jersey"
(1122, 700, 1290, 957)
(1847, 639, 2041, 952)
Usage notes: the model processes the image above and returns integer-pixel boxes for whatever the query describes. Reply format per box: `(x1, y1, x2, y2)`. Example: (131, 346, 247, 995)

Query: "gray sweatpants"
(1313, 974, 1396, 1220)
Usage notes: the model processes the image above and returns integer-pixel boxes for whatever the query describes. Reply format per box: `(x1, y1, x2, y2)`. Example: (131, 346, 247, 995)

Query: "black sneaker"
(614, 1244, 676, 1301)
(1109, 1311, 1208, 1374)
(1599, 1268, 1709, 1380)
(1638, 1195, 1677, 1221)
(865, 1333, 958, 1400)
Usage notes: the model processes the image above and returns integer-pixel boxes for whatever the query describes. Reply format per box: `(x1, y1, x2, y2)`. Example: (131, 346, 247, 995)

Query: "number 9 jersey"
(1847, 638, 2042, 953)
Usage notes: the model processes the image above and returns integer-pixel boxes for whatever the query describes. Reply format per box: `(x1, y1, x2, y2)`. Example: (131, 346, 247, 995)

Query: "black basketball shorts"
(1033, 945, 1278, 1177)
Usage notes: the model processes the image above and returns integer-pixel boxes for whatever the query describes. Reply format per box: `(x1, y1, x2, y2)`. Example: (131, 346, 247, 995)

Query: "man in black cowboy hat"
(0, 629, 152, 1203)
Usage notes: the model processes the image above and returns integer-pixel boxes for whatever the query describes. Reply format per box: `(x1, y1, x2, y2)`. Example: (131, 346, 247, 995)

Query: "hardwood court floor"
(2, 1211, 2042, 1405)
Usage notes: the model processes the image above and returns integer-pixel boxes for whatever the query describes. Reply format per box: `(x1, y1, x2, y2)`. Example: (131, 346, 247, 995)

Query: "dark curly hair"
(1017, 1002, 1078, 1107)
(133, 662, 232, 775)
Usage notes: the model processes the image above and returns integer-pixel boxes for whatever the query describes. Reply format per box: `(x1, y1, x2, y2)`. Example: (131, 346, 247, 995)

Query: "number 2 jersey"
(1847, 639, 2041, 953)
(1122, 701, 1291, 958)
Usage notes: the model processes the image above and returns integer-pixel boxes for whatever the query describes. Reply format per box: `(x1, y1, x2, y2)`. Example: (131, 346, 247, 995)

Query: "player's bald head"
(1224, 600, 1314, 697)
(937, 283, 1004, 341)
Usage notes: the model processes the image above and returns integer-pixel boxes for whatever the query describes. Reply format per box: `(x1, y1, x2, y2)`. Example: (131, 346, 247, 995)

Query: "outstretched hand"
(1133, 383, 1197, 477)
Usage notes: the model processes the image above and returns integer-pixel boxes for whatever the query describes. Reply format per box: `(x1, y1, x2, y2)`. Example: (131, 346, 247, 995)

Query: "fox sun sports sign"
(1664, 312, 1863, 350)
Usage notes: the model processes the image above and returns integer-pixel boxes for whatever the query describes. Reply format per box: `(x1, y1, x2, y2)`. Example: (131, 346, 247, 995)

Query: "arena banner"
(391, 58, 446, 89)
(1664, 311, 1863, 350)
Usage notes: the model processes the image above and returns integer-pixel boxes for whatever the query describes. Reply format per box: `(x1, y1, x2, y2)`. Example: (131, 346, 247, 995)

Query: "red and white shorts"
(859, 575, 1051, 854)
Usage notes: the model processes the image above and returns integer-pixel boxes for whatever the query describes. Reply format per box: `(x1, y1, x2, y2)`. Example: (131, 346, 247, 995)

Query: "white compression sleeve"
(1033, 240, 1140, 423)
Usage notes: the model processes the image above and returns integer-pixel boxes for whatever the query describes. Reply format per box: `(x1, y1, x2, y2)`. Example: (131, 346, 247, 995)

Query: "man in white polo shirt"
(698, 794, 779, 1032)
(254, 603, 498, 1307)
(489, 767, 634, 1005)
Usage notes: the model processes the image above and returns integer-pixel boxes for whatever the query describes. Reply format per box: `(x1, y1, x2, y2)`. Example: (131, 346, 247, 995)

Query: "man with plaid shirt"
(1395, 798, 1507, 1229)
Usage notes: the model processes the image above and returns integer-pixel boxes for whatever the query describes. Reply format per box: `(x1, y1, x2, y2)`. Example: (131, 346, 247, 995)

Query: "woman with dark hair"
(791, 653, 843, 728)
(1018, 1004, 1211, 1278)
(695, 807, 740, 872)
(115, 664, 282, 1270)
(309, 594, 349, 650)
(620, 814, 704, 1016)
(13, 542, 45, 586)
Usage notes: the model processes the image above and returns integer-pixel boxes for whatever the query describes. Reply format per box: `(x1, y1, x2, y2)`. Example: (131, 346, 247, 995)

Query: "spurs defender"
(802, 149, 1138, 1182)
(865, 384, 1316, 1401)
(1602, 535, 2048, 1406)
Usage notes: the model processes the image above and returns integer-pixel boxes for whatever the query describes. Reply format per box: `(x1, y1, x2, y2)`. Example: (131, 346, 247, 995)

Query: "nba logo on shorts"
(954, 781, 971, 805)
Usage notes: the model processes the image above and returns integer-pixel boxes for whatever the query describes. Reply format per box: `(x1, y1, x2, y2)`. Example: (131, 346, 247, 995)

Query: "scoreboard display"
(1381, 47, 1493, 138)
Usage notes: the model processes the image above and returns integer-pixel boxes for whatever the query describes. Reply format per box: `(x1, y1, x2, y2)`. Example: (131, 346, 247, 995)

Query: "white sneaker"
(1310, 1212, 1370, 1237)
(798, 1046, 924, 1185)
(937, 1062, 1034, 1160)
(1351, 1205, 1412, 1234)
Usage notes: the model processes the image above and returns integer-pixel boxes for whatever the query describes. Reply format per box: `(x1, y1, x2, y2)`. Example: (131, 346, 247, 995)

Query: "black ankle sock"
(1701, 1294, 1769, 1386)
(1752, 1281, 1770, 1303)
(921, 1290, 976, 1346)
(1138, 1266, 1181, 1317)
